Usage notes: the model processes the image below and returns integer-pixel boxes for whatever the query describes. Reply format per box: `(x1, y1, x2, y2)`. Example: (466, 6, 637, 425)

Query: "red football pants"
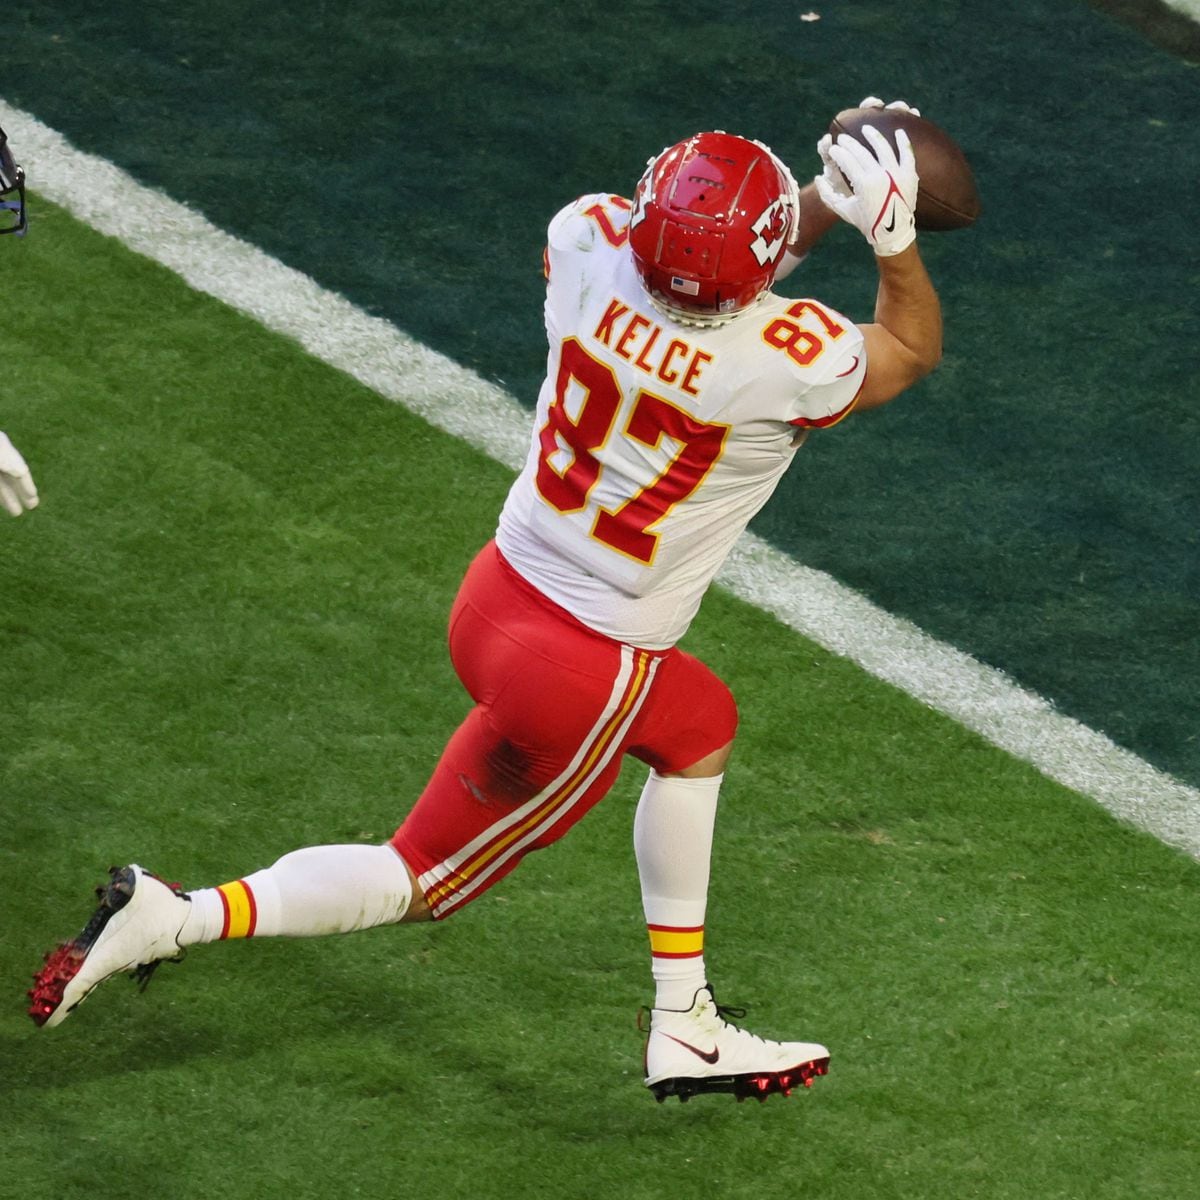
(391, 541, 737, 918)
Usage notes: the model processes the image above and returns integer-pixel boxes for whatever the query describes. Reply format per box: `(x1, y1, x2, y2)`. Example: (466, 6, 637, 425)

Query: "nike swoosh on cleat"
(662, 1034, 720, 1064)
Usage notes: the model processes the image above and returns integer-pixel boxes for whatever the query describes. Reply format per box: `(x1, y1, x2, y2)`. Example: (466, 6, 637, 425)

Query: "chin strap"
(642, 285, 769, 330)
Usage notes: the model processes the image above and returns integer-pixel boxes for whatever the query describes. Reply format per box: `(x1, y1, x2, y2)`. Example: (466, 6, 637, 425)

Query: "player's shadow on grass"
(7, 930, 656, 1116)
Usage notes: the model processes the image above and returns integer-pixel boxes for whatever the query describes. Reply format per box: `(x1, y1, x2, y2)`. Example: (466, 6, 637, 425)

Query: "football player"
(0, 124, 37, 517)
(30, 100, 941, 1103)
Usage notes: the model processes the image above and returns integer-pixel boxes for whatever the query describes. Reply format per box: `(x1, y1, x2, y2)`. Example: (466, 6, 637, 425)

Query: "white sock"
(633, 770, 721, 1011)
(179, 843, 413, 945)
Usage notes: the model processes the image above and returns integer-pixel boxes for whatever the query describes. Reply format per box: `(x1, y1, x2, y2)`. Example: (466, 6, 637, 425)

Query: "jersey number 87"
(534, 338, 729, 566)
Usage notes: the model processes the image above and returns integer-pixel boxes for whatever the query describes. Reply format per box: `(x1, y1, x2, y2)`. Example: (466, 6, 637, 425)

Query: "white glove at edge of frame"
(0, 431, 39, 516)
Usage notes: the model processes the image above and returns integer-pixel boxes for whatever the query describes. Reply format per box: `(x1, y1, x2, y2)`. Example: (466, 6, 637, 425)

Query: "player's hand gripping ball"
(828, 105, 981, 231)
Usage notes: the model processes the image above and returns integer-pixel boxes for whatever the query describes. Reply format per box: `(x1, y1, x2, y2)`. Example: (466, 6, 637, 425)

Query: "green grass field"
(4, 189, 1200, 1199)
(4, 1, 1200, 1195)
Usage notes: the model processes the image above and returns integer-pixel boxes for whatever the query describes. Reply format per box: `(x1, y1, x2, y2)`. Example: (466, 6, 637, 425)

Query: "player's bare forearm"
(788, 181, 841, 257)
(854, 244, 942, 410)
(776, 183, 840, 281)
(875, 243, 942, 374)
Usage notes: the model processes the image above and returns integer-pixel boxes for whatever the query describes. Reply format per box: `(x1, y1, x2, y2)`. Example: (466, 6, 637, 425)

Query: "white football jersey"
(496, 193, 866, 650)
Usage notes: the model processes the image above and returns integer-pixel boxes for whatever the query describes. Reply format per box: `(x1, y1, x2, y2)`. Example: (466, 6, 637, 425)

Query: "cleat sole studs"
(646, 1057, 829, 1104)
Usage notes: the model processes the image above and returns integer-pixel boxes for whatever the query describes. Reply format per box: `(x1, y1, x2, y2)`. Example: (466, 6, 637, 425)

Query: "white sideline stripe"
(6, 98, 1199, 860)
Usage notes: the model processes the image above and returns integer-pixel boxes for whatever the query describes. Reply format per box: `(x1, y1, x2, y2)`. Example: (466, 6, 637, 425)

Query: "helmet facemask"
(0, 127, 27, 236)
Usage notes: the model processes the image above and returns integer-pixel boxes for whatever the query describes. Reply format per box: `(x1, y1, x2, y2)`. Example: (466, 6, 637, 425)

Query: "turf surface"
(4, 190, 1200, 1200)
(4, 2, 1200, 1195)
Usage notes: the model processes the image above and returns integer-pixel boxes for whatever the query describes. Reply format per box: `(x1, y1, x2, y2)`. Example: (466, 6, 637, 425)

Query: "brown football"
(828, 107, 981, 231)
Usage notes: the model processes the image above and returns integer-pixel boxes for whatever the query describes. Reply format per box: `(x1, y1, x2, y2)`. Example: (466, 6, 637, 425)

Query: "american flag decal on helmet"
(670, 276, 700, 295)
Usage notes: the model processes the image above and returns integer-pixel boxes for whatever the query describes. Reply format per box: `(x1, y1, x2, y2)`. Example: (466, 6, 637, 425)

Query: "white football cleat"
(643, 985, 830, 1103)
(28, 864, 191, 1028)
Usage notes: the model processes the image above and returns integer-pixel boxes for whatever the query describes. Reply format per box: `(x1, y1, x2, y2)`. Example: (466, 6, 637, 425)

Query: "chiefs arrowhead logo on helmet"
(748, 198, 791, 267)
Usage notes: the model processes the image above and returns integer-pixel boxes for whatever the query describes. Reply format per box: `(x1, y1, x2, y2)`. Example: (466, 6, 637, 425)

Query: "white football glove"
(858, 96, 921, 117)
(0, 431, 39, 516)
(815, 132, 851, 203)
(814, 124, 918, 257)
(814, 97, 921, 213)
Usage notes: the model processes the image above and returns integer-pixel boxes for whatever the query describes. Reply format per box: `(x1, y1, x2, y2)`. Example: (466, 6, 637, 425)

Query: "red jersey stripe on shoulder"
(789, 375, 865, 429)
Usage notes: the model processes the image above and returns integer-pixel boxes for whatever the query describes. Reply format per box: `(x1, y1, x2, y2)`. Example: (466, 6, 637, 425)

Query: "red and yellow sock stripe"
(648, 923, 705, 959)
(216, 879, 258, 939)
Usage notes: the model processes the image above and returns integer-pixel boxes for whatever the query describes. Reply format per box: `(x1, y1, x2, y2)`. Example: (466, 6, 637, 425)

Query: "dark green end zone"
(5, 0, 1197, 788)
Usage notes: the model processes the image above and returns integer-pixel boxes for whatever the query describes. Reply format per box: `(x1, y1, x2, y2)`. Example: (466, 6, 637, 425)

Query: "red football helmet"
(628, 131, 798, 326)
